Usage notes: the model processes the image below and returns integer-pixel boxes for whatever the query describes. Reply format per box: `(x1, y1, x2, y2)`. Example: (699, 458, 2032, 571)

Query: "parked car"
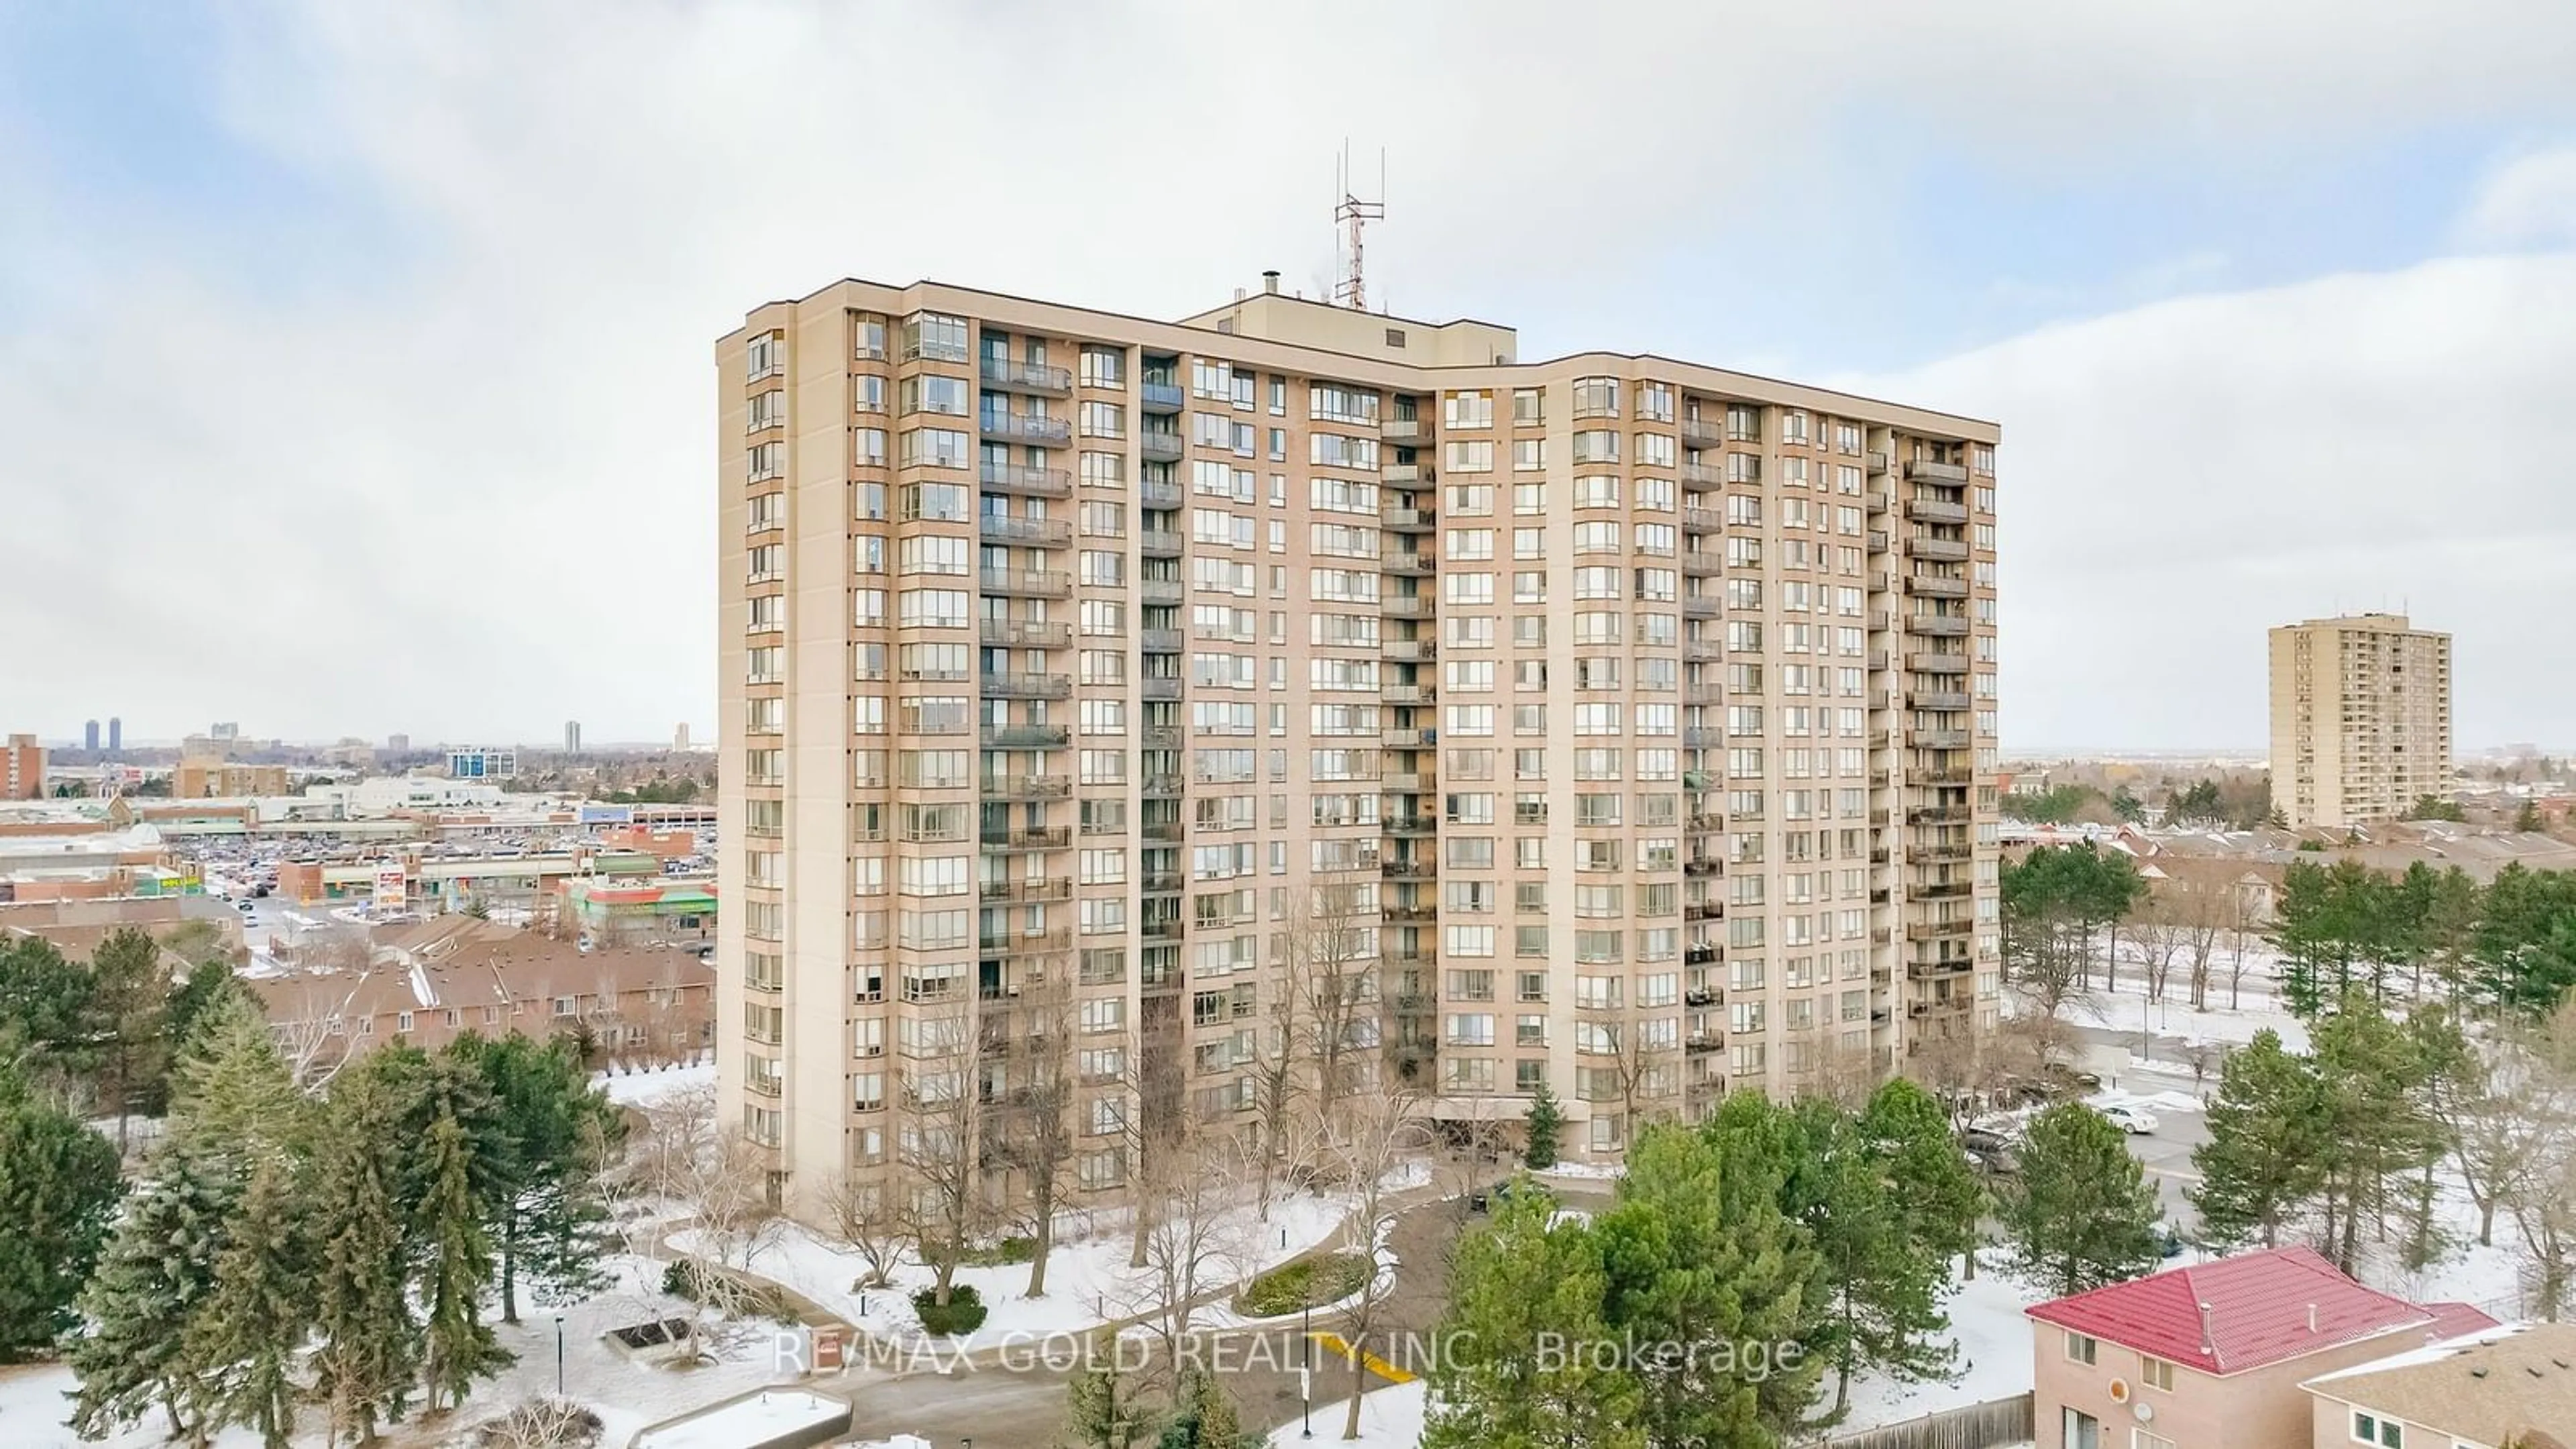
(1960, 1126, 2015, 1156)
(2097, 1103, 2161, 1134)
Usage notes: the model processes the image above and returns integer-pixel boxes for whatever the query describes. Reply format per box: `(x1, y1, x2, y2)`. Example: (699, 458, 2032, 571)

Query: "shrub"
(1233, 1253, 1371, 1318)
(912, 1283, 988, 1336)
(962, 1235, 1036, 1267)
(661, 1258, 793, 1323)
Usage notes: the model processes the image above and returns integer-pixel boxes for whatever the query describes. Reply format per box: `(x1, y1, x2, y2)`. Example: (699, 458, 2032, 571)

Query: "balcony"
(1686, 682, 1724, 707)
(1905, 612, 1970, 638)
(1913, 879, 1972, 900)
(1679, 418, 1725, 447)
(980, 619, 1071, 649)
(980, 461, 1072, 497)
(1911, 728, 1971, 750)
(1381, 684, 1436, 706)
(1385, 815, 1435, 836)
(981, 825, 1071, 851)
(1906, 459, 1970, 484)
(1684, 637, 1721, 662)
(1141, 819, 1185, 843)
(1140, 578, 1183, 606)
(1683, 857, 1719, 877)
(1381, 464, 1423, 485)
(1908, 959, 1973, 982)
(1141, 677, 1181, 701)
(981, 875, 1072, 904)
(1680, 506, 1723, 534)
(1866, 530, 1890, 555)
(980, 924, 1073, 954)
(1140, 380, 1184, 415)
(979, 568, 1071, 598)
(1912, 536, 1970, 563)
(1381, 551, 1434, 576)
(1382, 639, 1435, 663)
(1381, 417, 1426, 443)
(1686, 1034, 1722, 1055)
(1913, 841, 1973, 865)
(1139, 725, 1181, 748)
(1141, 870, 1183, 894)
(1680, 462, 1723, 488)
(1909, 690, 1972, 712)
(1382, 596, 1433, 619)
(979, 358, 1073, 394)
(981, 413, 1072, 446)
(1139, 627, 1181, 653)
(1907, 804, 1970, 825)
(1915, 765, 1972, 786)
(1138, 432, 1184, 463)
(1139, 529, 1182, 558)
(979, 514, 1071, 547)
(1381, 505, 1435, 531)
(1682, 595, 1718, 619)
(1684, 900, 1722, 921)
(979, 722, 1067, 749)
(1381, 858, 1436, 879)
(1908, 653, 1970, 676)
(1382, 771, 1427, 792)
(1134, 479, 1181, 511)
(1680, 551, 1721, 577)
(1382, 904, 1437, 923)
(1141, 772, 1181, 797)
(1682, 726, 1721, 747)
(1904, 574, 1970, 599)
(981, 773, 1072, 798)
(1906, 498, 1969, 526)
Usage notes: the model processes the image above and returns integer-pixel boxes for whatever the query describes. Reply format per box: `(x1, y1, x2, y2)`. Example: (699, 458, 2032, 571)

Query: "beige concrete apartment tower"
(717, 277, 2001, 1222)
(2269, 612, 2453, 830)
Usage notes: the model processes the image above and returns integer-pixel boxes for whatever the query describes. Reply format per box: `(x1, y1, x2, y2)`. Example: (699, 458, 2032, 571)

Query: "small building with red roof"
(2025, 1246, 2500, 1449)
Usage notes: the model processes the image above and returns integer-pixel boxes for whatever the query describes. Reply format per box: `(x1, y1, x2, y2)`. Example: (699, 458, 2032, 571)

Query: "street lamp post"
(553, 1313, 566, 1397)
(1302, 1299, 1313, 1438)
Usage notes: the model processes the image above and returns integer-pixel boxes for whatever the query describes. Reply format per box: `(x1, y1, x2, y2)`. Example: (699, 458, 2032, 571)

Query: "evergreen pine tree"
(450, 1033, 620, 1322)
(0, 1063, 125, 1360)
(1521, 1080, 1564, 1171)
(417, 1110, 512, 1415)
(1063, 1334, 1159, 1448)
(311, 1067, 421, 1443)
(166, 959, 248, 1055)
(66, 1145, 237, 1444)
(2190, 1028, 2324, 1249)
(181, 1152, 310, 1449)
(2000, 1104, 2163, 1296)
(1423, 1183, 1642, 1449)
(2307, 995, 2446, 1273)
(87, 926, 172, 1150)
(1156, 1366, 1261, 1449)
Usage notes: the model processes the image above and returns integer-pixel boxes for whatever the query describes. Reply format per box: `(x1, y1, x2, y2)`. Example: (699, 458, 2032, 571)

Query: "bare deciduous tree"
(990, 971, 1080, 1297)
(815, 1169, 904, 1291)
(1108, 1136, 1254, 1386)
(895, 998, 989, 1309)
(643, 1083, 786, 1346)
(1318, 1087, 1429, 1441)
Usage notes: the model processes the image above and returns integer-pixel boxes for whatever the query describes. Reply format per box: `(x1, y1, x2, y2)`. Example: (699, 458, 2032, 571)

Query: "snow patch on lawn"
(1839, 1253, 2037, 1430)
(672, 1190, 1352, 1349)
(1271, 1378, 1428, 1448)
(595, 1059, 714, 1108)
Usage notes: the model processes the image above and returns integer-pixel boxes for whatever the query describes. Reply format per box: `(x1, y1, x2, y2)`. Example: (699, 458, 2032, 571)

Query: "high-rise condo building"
(2269, 612, 2453, 830)
(718, 276, 2001, 1220)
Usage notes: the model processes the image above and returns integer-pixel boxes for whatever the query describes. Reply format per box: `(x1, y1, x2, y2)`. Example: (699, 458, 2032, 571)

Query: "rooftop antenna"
(1333, 143, 1385, 312)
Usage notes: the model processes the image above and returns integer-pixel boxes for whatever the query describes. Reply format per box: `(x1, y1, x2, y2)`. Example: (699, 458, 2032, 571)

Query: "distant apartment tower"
(84, 720, 101, 753)
(107, 717, 121, 754)
(387, 733, 411, 755)
(5, 734, 46, 800)
(2269, 612, 2452, 830)
(211, 721, 239, 742)
(716, 276, 2000, 1218)
(566, 720, 583, 754)
(674, 722, 692, 751)
(447, 747, 517, 780)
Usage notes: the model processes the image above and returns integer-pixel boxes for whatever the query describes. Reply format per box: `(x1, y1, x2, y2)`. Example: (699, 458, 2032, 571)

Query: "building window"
(2349, 1413, 2401, 1448)
(2063, 1331, 2097, 1366)
(2137, 1356, 2174, 1392)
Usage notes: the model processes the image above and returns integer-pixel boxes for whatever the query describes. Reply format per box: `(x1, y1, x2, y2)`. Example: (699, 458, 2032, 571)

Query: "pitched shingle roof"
(2025, 1246, 2491, 1377)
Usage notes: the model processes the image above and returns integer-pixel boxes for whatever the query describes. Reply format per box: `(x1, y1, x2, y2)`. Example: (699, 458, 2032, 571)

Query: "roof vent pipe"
(1263, 270, 1281, 294)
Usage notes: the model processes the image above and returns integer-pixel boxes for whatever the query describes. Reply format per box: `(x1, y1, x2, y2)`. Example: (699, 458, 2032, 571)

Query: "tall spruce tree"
(0, 1062, 125, 1360)
(66, 1145, 237, 1444)
(417, 1109, 511, 1414)
(2190, 1028, 2324, 1249)
(2000, 1104, 2163, 1296)
(1062, 1333, 1160, 1448)
(1521, 1079, 1564, 1171)
(1423, 1182, 1643, 1449)
(181, 1152, 310, 1448)
(450, 1032, 620, 1321)
(87, 926, 172, 1150)
(2308, 995, 2445, 1272)
(311, 1064, 421, 1443)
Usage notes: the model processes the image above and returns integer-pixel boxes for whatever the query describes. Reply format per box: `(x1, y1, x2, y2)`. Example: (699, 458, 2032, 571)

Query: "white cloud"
(1856, 251, 2576, 750)
(2457, 146, 2576, 250)
(3, 1, 2576, 742)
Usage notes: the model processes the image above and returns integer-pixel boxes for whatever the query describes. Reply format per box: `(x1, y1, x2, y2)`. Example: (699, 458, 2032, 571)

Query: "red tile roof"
(2024, 1246, 2473, 1376)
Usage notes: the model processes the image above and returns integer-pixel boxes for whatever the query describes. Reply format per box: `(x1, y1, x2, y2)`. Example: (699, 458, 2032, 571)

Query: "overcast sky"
(4, 1, 2575, 751)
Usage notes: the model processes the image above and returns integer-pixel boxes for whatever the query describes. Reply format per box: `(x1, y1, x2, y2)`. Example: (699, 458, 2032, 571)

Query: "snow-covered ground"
(596, 1059, 714, 1108)
(1839, 1253, 2039, 1430)
(670, 1189, 1354, 1351)
(0, 1254, 804, 1449)
(631, 1386, 846, 1449)
(1272, 1379, 1426, 1448)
